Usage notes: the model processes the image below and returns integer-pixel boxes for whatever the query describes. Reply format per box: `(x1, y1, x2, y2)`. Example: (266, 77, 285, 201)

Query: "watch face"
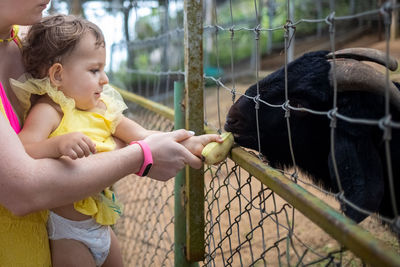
(142, 163, 153, 176)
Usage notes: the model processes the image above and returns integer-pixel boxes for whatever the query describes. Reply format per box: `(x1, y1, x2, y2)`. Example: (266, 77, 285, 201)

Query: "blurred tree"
(71, 0, 83, 15)
(159, 0, 169, 72)
(392, 0, 399, 40)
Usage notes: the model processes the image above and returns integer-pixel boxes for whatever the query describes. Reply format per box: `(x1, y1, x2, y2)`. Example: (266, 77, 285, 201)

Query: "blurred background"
(46, 0, 399, 107)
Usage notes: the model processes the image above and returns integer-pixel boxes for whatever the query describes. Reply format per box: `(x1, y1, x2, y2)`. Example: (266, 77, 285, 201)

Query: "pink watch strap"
(130, 140, 153, 176)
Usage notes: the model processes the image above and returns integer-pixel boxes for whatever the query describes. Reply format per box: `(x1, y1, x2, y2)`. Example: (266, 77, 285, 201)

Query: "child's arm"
(19, 98, 96, 159)
(113, 115, 159, 143)
(114, 116, 222, 154)
(113, 116, 222, 158)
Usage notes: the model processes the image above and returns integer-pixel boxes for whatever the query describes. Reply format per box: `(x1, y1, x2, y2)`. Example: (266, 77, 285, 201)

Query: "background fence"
(109, 0, 400, 266)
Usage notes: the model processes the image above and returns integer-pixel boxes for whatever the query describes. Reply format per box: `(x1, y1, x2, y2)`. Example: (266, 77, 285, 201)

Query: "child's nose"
(100, 72, 109, 85)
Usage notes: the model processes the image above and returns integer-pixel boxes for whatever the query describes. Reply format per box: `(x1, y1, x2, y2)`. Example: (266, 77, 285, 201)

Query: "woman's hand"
(143, 129, 201, 181)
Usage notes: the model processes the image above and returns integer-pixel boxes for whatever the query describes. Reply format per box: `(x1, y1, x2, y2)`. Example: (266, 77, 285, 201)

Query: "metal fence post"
(184, 0, 205, 262)
(174, 81, 199, 267)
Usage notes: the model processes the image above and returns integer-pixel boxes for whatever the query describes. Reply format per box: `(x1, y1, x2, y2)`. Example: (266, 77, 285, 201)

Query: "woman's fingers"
(180, 145, 203, 169)
(144, 130, 199, 180)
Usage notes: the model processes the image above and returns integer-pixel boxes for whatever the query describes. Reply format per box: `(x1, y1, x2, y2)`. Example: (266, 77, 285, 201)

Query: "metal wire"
(109, 0, 400, 266)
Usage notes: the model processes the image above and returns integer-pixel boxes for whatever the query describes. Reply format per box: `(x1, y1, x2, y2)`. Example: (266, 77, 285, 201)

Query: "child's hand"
(57, 132, 96, 159)
(180, 134, 223, 158)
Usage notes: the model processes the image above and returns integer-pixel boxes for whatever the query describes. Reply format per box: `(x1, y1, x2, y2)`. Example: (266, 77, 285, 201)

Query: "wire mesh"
(108, 0, 400, 266)
(113, 102, 175, 266)
(203, 0, 400, 226)
(202, 0, 400, 265)
(203, 161, 350, 266)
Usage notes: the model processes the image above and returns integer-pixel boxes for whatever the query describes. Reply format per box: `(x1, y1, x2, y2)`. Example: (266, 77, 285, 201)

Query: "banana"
(201, 132, 234, 165)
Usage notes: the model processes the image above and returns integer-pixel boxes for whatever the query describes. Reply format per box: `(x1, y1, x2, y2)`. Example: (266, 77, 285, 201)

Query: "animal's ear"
(328, 130, 384, 223)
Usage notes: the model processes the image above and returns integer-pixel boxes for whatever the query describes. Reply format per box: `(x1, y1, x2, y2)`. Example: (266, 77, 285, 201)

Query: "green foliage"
(135, 53, 151, 70)
(216, 1, 257, 25)
(203, 0, 378, 69)
(113, 0, 379, 83)
(135, 19, 157, 40)
(110, 61, 159, 93)
(109, 63, 134, 89)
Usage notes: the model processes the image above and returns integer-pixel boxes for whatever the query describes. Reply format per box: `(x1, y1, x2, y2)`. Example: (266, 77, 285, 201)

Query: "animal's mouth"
(232, 133, 257, 144)
(232, 133, 241, 139)
(224, 123, 238, 137)
(224, 123, 258, 149)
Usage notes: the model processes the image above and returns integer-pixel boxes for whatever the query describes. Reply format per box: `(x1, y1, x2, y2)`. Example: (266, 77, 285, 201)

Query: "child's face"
(58, 33, 108, 110)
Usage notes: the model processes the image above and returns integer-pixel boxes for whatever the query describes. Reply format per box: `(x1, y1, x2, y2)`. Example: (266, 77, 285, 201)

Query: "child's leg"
(101, 228, 124, 267)
(50, 239, 96, 267)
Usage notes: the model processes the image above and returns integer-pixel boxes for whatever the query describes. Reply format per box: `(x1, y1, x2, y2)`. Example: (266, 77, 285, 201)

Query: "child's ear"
(48, 63, 63, 87)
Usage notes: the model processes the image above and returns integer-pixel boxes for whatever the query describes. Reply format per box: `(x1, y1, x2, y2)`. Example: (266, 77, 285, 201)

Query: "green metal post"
(184, 0, 205, 262)
(174, 82, 199, 267)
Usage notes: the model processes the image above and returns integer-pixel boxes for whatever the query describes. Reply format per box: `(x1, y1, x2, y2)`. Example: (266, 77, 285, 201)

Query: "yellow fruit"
(201, 132, 234, 165)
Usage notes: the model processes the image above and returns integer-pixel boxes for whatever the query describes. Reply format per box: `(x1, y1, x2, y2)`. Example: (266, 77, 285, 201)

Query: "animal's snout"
(225, 105, 246, 132)
(225, 116, 239, 128)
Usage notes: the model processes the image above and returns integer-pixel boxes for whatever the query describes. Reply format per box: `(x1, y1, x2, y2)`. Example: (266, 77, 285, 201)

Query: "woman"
(0, 1, 215, 265)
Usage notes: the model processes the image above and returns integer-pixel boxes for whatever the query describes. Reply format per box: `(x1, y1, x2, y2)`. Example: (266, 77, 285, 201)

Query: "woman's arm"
(0, 114, 201, 216)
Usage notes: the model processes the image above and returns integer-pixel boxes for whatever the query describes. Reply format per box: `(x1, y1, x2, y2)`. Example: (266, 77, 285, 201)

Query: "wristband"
(130, 140, 153, 176)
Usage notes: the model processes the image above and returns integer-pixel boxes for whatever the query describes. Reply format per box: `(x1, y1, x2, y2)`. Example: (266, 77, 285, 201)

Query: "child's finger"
(72, 144, 85, 158)
(66, 149, 78, 160)
(202, 134, 223, 145)
(82, 135, 97, 154)
(78, 141, 92, 157)
(170, 129, 195, 142)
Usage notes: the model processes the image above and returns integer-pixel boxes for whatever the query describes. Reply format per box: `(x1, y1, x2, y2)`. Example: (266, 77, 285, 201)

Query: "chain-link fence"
(110, 0, 400, 266)
(113, 101, 176, 266)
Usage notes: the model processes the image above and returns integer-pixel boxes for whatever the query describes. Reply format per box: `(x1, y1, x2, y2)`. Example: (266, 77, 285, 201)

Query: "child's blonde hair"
(23, 14, 105, 79)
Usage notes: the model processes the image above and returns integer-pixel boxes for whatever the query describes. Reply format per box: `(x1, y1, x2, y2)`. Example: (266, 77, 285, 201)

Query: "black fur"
(225, 50, 400, 226)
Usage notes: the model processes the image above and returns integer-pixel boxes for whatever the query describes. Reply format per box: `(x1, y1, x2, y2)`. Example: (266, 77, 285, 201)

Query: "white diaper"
(47, 211, 111, 266)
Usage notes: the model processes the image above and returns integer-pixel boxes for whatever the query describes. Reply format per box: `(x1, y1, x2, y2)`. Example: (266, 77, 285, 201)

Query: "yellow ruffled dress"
(11, 76, 127, 226)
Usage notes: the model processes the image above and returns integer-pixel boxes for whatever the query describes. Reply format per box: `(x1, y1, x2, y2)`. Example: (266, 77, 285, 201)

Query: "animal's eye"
(295, 103, 303, 108)
(289, 100, 309, 117)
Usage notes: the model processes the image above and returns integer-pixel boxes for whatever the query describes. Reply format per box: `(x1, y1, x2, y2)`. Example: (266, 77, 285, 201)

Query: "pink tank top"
(0, 82, 21, 133)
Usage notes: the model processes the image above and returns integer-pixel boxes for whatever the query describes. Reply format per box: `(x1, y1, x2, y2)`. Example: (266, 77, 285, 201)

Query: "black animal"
(224, 48, 400, 226)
